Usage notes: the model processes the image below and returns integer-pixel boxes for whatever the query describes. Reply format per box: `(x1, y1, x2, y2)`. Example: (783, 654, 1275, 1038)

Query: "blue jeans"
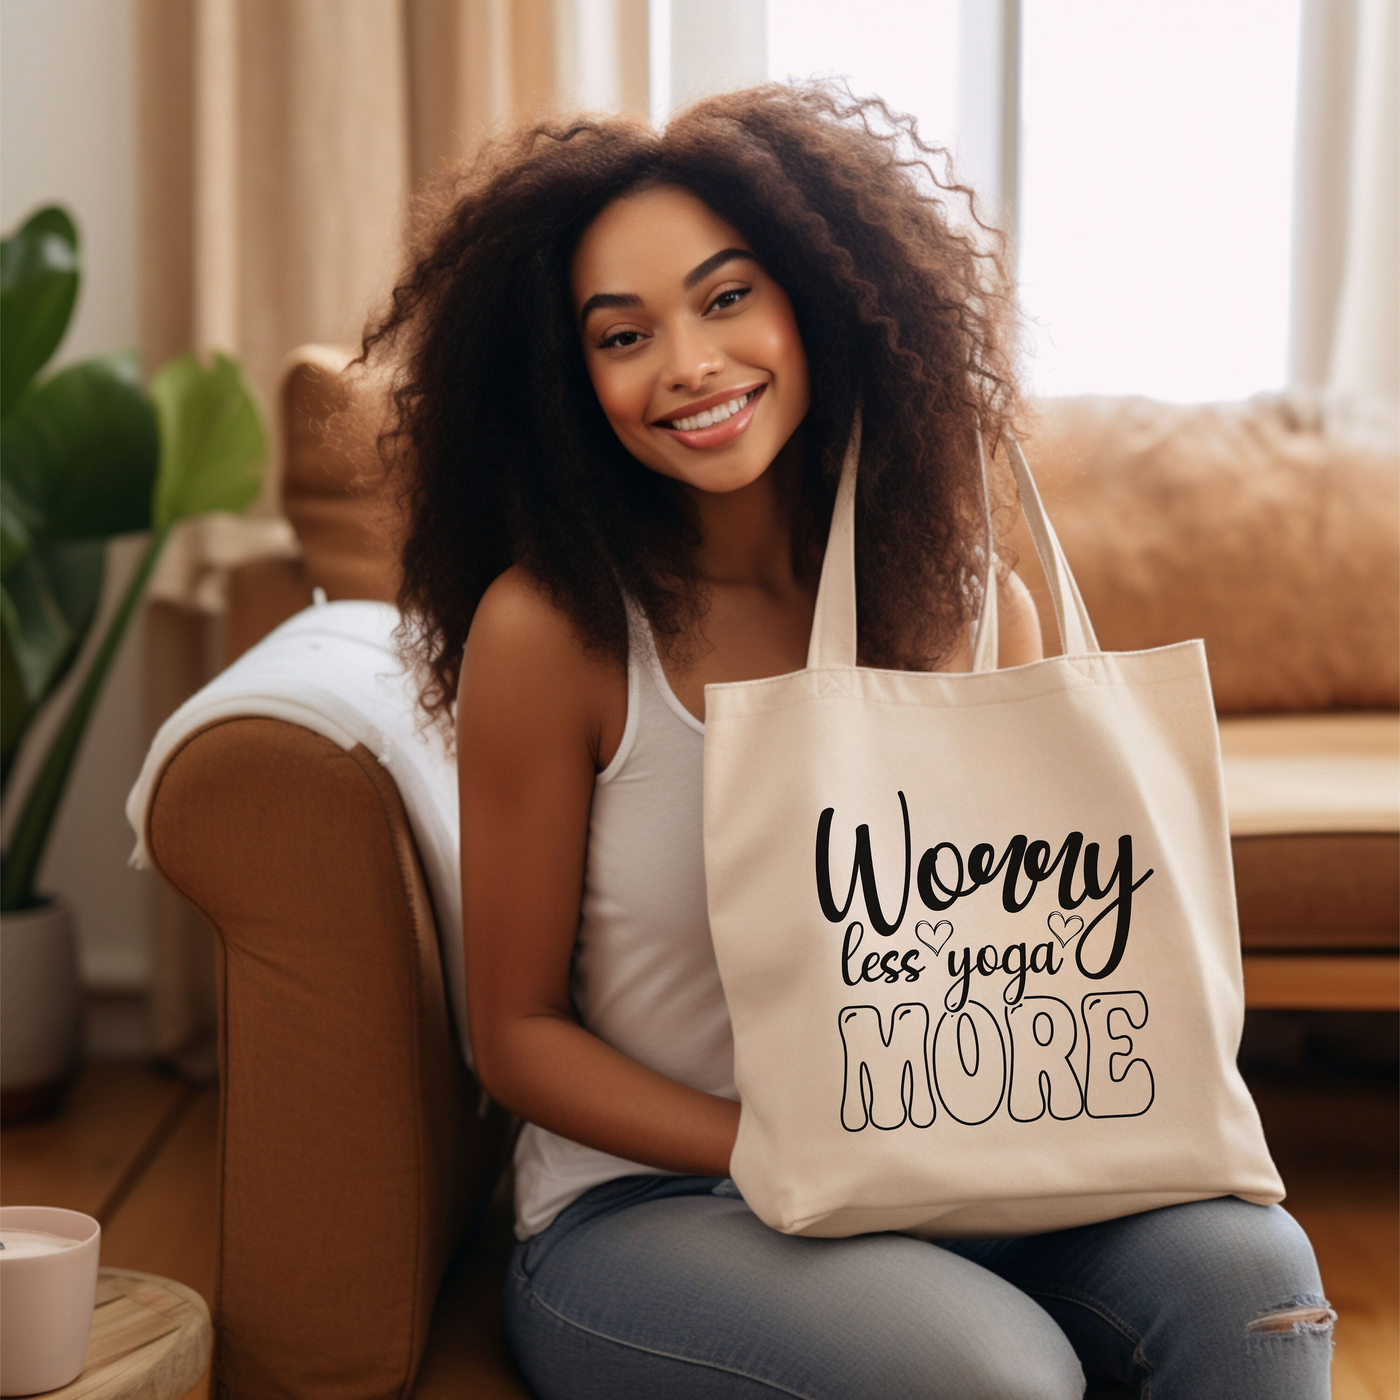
(502, 1174, 1333, 1399)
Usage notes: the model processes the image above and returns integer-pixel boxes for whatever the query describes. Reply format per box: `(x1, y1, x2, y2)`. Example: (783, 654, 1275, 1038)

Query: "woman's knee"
(1152, 1197, 1331, 1335)
(1218, 1201, 1333, 1335)
(1195, 1199, 1323, 1294)
(1099, 1199, 1335, 1398)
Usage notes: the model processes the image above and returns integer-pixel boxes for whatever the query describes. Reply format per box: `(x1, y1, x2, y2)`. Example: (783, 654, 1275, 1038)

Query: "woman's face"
(571, 183, 810, 495)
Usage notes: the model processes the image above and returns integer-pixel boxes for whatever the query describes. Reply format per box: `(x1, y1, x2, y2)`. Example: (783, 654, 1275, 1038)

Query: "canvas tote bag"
(702, 406, 1284, 1238)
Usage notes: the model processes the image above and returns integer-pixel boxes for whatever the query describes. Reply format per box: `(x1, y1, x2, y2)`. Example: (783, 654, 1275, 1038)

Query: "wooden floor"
(3, 1063, 1396, 1399)
(2, 1066, 216, 1400)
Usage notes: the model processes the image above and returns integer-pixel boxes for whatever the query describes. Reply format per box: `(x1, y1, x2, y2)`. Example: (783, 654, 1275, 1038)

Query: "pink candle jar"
(0, 1206, 101, 1395)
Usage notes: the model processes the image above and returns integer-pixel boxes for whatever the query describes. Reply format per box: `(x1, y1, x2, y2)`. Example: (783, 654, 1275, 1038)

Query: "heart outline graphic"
(915, 919, 955, 956)
(1047, 911, 1084, 947)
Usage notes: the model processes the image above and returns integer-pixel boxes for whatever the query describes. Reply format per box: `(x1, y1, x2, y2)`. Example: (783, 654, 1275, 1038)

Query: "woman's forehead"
(571, 185, 749, 301)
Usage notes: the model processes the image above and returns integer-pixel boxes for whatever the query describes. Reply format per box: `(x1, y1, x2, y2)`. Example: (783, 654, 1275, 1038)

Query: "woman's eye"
(708, 287, 750, 313)
(599, 329, 645, 350)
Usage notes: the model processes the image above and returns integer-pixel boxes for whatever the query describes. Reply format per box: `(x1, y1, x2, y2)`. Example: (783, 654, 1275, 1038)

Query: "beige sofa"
(140, 346, 1398, 1398)
(1006, 393, 1399, 1010)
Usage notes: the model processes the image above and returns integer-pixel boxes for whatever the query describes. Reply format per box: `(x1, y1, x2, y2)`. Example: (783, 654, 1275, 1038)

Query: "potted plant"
(1, 204, 267, 1117)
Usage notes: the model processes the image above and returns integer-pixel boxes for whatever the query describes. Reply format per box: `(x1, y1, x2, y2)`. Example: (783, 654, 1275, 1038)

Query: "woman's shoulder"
(464, 564, 620, 690)
(996, 563, 1044, 667)
(458, 565, 626, 762)
(941, 562, 1042, 671)
(469, 565, 586, 658)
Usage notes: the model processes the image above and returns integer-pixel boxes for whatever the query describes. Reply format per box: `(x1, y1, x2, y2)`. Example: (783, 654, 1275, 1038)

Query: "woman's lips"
(654, 385, 766, 449)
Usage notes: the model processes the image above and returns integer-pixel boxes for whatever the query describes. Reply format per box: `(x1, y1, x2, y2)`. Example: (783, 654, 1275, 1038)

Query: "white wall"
(2, 0, 153, 1045)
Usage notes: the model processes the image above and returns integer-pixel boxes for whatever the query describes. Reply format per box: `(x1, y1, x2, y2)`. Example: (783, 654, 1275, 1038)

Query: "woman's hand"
(457, 567, 740, 1178)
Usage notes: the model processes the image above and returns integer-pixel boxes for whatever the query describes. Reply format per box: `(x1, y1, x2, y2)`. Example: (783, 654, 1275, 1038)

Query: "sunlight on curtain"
(1018, 0, 1301, 402)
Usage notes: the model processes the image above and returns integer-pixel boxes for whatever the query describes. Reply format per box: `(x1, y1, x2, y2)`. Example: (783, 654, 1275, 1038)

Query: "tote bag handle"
(806, 404, 1101, 670)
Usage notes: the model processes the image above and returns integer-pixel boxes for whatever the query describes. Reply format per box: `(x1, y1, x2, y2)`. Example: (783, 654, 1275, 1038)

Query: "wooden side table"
(45, 1269, 211, 1400)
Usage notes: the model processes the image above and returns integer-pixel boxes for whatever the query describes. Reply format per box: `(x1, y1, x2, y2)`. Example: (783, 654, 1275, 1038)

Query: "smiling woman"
(358, 80, 1026, 727)
(350, 79, 1330, 1400)
(573, 188, 810, 493)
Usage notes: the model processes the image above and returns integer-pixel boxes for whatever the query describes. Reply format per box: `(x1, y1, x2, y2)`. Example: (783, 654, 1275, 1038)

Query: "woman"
(357, 81, 1331, 1400)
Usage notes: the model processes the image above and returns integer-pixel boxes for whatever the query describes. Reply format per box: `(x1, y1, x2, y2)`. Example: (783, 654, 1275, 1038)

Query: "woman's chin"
(674, 454, 778, 496)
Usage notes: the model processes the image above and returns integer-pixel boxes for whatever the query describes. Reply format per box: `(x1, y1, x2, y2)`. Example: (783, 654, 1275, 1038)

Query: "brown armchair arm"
(145, 717, 508, 1400)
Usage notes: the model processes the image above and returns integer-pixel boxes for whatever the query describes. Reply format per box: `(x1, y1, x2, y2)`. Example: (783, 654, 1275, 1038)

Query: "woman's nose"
(663, 318, 725, 391)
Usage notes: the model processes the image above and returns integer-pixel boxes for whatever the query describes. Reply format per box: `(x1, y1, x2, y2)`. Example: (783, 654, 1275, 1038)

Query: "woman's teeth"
(664, 389, 757, 432)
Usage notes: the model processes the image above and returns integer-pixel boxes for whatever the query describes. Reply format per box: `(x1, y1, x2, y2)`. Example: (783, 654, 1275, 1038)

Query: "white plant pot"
(1, 900, 81, 1118)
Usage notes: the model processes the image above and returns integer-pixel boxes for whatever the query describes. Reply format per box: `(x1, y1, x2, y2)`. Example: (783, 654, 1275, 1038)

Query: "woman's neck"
(680, 427, 809, 595)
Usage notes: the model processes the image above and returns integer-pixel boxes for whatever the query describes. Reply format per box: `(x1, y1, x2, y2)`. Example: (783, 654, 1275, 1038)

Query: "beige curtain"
(136, 0, 648, 1063)
(1289, 0, 1400, 451)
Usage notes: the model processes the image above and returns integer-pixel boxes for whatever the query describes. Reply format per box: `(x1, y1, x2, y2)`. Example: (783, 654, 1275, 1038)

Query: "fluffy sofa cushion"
(281, 344, 401, 604)
(1009, 395, 1400, 713)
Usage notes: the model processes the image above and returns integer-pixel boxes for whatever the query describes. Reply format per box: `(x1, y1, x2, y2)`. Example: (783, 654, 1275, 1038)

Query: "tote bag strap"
(1004, 433, 1100, 659)
(968, 432, 1000, 672)
(806, 405, 1100, 670)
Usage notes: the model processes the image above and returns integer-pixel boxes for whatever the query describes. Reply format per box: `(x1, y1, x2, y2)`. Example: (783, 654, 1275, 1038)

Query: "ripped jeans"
(502, 1175, 1333, 1399)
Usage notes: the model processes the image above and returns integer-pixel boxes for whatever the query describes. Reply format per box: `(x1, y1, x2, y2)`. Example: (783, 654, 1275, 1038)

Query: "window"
(767, 0, 959, 154)
(1018, 0, 1300, 401)
(764, 0, 1302, 403)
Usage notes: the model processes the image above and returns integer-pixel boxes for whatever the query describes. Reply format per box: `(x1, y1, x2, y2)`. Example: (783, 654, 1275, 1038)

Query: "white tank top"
(511, 595, 738, 1240)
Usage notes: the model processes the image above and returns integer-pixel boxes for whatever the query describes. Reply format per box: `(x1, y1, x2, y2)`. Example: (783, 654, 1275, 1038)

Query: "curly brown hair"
(353, 79, 1024, 727)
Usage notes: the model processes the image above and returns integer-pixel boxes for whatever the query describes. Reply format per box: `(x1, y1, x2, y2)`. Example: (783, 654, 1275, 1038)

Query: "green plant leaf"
(1, 624, 28, 790)
(0, 539, 104, 707)
(151, 351, 267, 529)
(0, 535, 104, 793)
(0, 353, 159, 545)
(0, 473, 39, 577)
(1, 205, 80, 418)
(1, 528, 165, 911)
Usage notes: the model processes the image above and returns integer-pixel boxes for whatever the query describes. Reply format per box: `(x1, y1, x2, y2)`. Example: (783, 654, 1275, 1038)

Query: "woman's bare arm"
(457, 567, 739, 1178)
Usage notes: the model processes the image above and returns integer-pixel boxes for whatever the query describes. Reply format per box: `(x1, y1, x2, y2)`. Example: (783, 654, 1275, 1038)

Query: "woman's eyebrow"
(578, 291, 642, 325)
(682, 247, 756, 290)
(579, 248, 758, 327)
